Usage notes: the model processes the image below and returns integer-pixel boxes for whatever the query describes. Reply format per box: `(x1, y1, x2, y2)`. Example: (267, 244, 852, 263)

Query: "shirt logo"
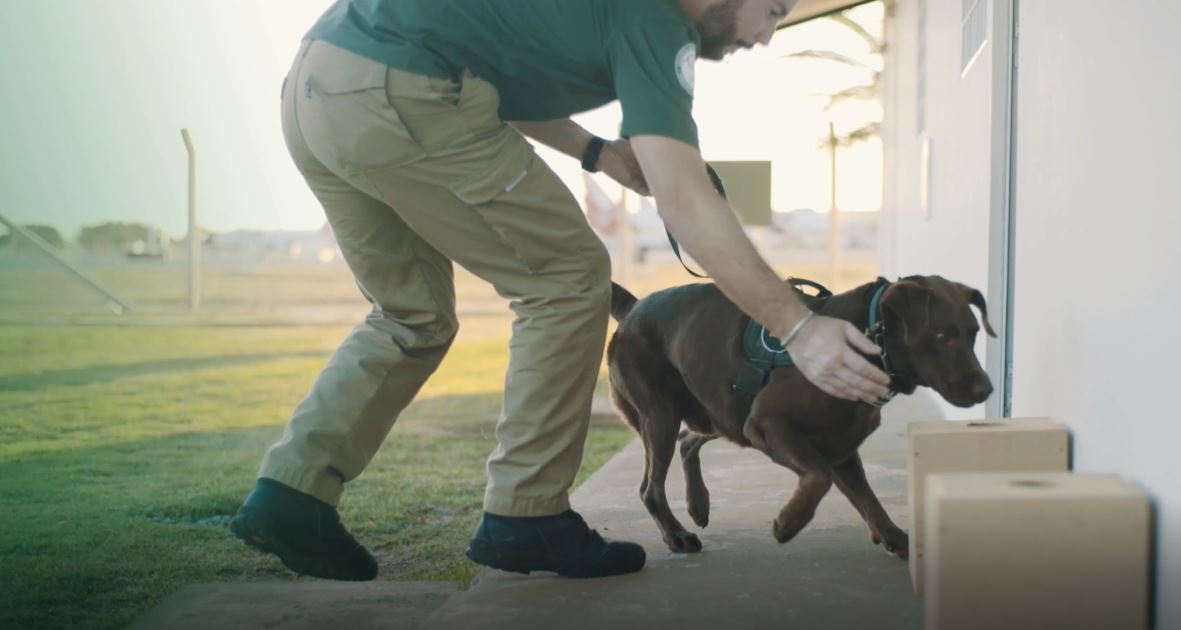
(675, 43, 697, 96)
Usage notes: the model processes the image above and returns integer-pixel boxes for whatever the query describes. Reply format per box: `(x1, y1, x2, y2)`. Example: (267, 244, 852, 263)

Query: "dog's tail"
(610, 282, 638, 322)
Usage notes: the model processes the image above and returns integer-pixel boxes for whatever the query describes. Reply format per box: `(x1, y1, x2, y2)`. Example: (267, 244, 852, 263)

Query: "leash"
(663, 164, 727, 278)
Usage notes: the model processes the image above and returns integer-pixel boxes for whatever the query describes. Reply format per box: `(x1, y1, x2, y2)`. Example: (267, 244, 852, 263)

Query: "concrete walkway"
(128, 580, 457, 630)
(419, 392, 940, 630)
(130, 392, 939, 629)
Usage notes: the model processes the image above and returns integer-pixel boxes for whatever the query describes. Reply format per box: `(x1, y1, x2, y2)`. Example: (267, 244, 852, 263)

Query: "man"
(231, 0, 891, 581)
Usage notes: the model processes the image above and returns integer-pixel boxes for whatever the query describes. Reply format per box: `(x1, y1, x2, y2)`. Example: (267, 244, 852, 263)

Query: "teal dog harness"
(657, 166, 899, 424)
(731, 279, 896, 426)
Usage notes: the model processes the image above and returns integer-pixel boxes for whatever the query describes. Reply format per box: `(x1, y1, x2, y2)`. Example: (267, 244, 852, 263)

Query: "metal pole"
(0, 212, 131, 314)
(618, 185, 634, 287)
(181, 129, 200, 310)
(613, 124, 634, 286)
(827, 122, 842, 288)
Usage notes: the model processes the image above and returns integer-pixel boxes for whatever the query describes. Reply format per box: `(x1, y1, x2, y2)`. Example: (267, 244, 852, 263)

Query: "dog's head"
(878, 276, 996, 407)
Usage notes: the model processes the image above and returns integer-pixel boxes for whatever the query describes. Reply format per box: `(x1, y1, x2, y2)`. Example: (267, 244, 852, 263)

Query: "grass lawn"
(0, 322, 634, 630)
(0, 257, 880, 629)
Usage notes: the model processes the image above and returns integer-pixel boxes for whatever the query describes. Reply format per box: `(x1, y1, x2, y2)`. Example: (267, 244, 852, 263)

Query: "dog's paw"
(663, 531, 703, 553)
(686, 489, 710, 528)
(871, 527, 909, 559)
(772, 516, 809, 544)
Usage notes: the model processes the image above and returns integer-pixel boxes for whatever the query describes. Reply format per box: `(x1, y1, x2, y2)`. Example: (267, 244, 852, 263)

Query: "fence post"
(181, 129, 201, 311)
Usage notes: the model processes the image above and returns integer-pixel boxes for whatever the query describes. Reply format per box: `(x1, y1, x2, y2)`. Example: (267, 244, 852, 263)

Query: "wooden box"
(924, 472, 1150, 630)
(907, 418, 1069, 593)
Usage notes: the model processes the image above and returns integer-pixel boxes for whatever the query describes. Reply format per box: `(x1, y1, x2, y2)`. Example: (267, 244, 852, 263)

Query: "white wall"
(880, 0, 996, 420)
(1011, 2, 1181, 625)
(886, 0, 1181, 623)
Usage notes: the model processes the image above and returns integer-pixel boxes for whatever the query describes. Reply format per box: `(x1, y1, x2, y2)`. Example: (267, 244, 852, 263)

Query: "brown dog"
(606, 275, 996, 557)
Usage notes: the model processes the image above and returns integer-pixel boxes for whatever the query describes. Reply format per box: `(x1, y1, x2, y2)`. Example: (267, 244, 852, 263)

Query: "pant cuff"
(258, 465, 345, 507)
(483, 490, 571, 517)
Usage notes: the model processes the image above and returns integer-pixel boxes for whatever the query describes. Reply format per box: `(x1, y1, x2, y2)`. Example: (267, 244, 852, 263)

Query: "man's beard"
(697, 0, 745, 60)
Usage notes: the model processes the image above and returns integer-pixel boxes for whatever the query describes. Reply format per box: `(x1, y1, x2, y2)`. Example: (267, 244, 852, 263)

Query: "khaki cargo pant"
(259, 40, 611, 517)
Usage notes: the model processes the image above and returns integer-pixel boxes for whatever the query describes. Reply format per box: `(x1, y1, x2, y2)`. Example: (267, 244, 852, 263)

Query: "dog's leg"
(832, 454, 908, 559)
(614, 393, 651, 499)
(744, 415, 833, 544)
(642, 417, 703, 553)
(640, 444, 651, 500)
(678, 431, 717, 528)
(609, 347, 702, 551)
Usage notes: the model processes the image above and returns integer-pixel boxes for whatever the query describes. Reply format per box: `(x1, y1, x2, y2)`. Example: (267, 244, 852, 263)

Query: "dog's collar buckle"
(869, 390, 897, 408)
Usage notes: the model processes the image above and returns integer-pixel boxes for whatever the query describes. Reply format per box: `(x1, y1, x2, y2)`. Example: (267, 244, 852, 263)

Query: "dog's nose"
(971, 381, 994, 400)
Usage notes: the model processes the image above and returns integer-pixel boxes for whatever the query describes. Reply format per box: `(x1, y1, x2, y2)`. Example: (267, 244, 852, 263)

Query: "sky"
(0, 0, 883, 239)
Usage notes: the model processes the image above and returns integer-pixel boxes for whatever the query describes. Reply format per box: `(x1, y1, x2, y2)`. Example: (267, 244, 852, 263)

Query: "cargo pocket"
(384, 67, 470, 154)
(295, 41, 426, 175)
(454, 72, 504, 140)
(448, 136, 559, 273)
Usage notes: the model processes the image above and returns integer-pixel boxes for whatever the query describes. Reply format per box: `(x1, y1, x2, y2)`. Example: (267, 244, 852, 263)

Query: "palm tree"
(779, 9, 884, 146)
(776, 5, 885, 286)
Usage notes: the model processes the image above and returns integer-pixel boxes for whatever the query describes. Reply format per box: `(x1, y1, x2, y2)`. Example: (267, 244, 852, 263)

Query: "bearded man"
(231, 0, 891, 581)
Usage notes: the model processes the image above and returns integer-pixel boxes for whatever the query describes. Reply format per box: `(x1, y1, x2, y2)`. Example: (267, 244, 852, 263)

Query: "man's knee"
(521, 236, 611, 305)
(366, 306, 459, 348)
(563, 240, 612, 310)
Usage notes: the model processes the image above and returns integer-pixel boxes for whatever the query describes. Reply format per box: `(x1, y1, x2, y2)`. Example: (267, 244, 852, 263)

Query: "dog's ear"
(880, 280, 928, 344)
(957, 284, 998, 338)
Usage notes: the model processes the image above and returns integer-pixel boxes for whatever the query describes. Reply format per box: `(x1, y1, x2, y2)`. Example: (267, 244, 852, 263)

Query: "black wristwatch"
(581, 136, 607, 173)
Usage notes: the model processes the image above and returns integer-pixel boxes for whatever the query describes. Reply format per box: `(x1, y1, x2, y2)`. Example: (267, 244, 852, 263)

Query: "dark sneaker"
(229, 478, 378, 581)
(465, 510, 646, 578)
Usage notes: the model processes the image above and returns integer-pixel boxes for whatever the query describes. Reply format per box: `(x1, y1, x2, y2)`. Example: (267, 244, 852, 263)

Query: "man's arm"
(510, 119, 593, 162)
(511, 119, 650, 195)
(630, 134, 891, 403)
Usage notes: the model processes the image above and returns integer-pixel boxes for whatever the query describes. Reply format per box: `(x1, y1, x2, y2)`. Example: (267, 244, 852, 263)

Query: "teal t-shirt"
(308, 0, 702, 148)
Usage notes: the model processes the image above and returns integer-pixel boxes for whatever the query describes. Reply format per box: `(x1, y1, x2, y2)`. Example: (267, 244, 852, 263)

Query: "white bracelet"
(781, 311, 815, 348)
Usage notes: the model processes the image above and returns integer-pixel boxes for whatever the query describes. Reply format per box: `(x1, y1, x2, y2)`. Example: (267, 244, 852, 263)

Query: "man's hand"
(629, 134, 890, 404)
(784, 316, 891, 403)
(597, 139, 650, 196)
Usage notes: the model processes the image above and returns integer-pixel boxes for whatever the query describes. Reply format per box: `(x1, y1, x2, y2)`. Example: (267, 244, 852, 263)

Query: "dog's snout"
(971, 380, 993, 400)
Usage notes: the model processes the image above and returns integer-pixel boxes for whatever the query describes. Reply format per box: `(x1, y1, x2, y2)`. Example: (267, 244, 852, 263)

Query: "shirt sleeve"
(607, 19, 701, 148)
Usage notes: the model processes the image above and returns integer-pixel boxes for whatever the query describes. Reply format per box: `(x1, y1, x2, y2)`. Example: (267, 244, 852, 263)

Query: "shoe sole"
(465, 540, 640, 579)
(465, 539, 545, 575)
(230, 514, 375, 581)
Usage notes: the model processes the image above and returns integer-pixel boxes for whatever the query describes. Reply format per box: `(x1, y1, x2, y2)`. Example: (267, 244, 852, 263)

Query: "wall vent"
(916, 0, 927, 133)
(961, 0, 988, 73)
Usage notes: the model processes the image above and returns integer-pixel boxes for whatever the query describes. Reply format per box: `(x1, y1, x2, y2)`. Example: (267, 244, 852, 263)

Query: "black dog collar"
(867, 281, 899, 407)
